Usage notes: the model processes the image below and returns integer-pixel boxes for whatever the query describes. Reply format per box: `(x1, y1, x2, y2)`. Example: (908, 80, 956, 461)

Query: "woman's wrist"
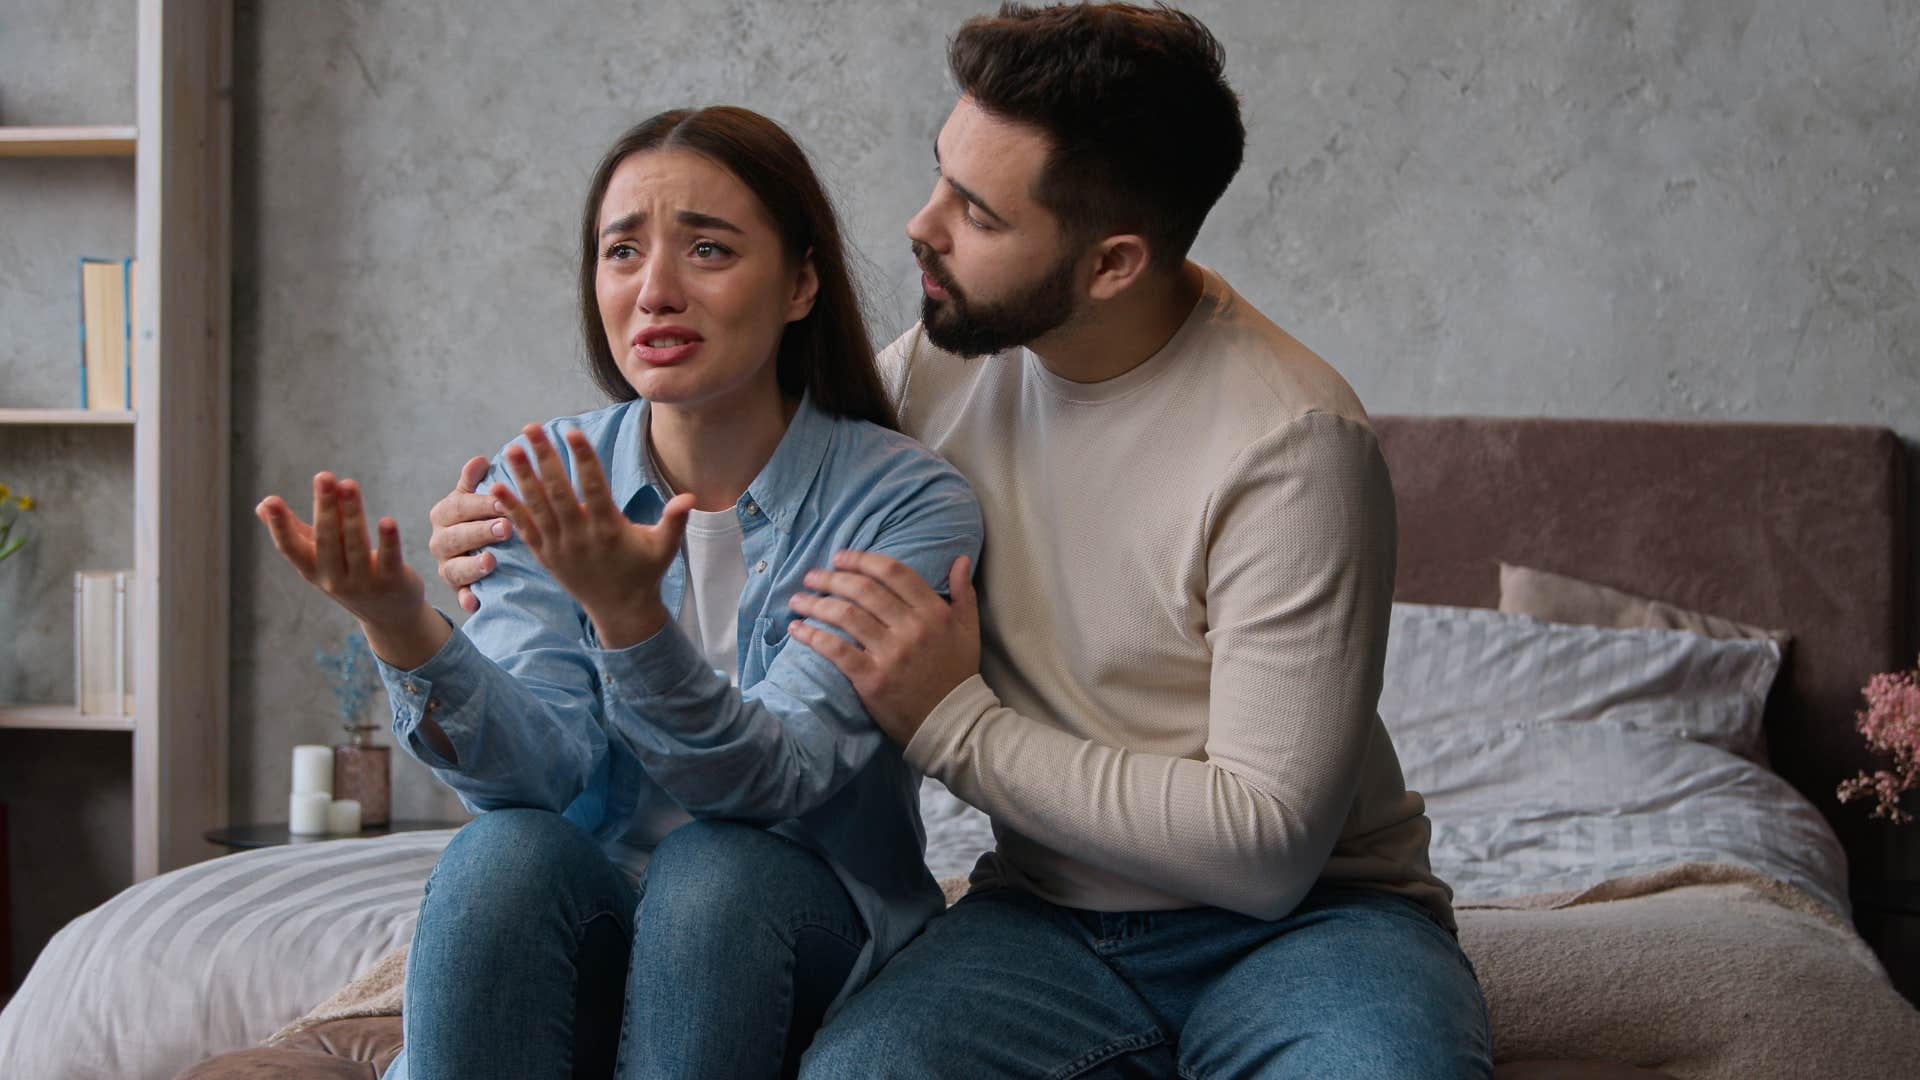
(360, 602, 451, 672)
(588, 593, 671, 652)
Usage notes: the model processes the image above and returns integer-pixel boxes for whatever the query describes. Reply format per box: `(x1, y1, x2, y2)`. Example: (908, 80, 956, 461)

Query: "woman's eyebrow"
(599, 209, 746, 238)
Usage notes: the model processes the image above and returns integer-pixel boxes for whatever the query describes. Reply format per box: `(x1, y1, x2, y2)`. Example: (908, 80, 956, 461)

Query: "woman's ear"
(786, 250, 821, 323)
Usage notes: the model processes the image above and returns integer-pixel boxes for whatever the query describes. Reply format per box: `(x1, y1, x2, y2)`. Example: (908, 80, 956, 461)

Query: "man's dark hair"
(949, 2, 1245, 269)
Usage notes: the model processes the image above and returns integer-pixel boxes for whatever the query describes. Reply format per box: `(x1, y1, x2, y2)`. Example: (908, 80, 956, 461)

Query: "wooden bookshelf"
(4, 1, 231, 881)
(0, 408, 136, 426)
(0, 126, 138, 156)
(0, 704, 135, 732)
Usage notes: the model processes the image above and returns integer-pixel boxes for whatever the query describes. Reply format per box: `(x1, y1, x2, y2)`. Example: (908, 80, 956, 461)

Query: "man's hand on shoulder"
(788, 552, 980, 746)
(429, 455, 514, 612)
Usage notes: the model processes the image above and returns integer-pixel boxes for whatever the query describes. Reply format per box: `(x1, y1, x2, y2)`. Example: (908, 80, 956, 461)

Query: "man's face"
(907, 97, 1083, 358)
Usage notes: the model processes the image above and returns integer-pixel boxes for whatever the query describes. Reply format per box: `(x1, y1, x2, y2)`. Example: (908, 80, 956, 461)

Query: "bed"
(0, 415, 1914, 1079)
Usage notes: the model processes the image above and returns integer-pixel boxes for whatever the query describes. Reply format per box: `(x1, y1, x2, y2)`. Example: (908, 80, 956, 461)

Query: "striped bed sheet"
(0, 784, 998, 1080)
(0, 830, 451, 1080)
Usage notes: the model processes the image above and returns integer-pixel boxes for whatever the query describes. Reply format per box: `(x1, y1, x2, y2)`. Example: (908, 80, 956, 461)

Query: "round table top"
(203, 819, 467, 849)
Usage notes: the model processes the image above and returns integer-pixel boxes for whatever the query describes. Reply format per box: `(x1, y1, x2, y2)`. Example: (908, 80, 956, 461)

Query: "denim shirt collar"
(608, 390, 832, 533)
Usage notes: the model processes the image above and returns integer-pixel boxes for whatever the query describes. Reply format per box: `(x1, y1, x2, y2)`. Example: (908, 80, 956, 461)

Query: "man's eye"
(962, 206, 990, 231)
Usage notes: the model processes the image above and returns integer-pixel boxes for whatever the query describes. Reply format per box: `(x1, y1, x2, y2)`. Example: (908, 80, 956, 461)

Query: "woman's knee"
(643, 820, 827, 916)
(424, 808, 607, 916)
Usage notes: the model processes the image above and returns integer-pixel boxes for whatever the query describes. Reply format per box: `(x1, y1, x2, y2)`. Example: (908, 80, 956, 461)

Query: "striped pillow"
(1379, 603, 1848, 916)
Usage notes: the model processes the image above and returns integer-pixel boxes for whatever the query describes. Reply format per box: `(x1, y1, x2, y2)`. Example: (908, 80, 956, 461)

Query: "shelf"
(0, 408, 136, 426)
(0, 704, 134, 732)
(0, 126, 137, 156)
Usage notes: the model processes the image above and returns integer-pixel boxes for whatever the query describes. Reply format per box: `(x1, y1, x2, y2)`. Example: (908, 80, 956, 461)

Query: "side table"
(203, 819, 467, 851)
(1852, 879, 1920, 1007)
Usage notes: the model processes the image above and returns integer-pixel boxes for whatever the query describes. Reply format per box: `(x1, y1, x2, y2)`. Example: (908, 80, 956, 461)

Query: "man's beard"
(914, 241, 1079, 359)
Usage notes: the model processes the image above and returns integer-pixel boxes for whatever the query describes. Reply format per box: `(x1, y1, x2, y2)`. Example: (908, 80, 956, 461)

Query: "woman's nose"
(636, 257, 685, 314)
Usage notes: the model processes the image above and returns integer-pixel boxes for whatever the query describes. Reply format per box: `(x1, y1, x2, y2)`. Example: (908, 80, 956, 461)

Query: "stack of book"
(74, 569, 134, 716)
(78, 257, 136, 410)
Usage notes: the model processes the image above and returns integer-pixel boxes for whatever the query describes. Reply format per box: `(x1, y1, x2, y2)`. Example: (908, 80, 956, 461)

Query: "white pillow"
(0, 830, 450, 1080)
(1380, 603, 1850, 917)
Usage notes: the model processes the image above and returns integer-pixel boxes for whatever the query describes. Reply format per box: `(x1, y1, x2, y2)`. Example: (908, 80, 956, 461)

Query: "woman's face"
(595, 149, 817, 411)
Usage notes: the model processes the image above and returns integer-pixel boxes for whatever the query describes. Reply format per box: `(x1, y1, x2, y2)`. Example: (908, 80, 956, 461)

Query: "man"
(433, 5, 1490, 1076)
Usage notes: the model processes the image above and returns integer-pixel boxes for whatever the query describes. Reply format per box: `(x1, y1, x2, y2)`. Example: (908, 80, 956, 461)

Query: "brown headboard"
(1373, 415, 1912, 883)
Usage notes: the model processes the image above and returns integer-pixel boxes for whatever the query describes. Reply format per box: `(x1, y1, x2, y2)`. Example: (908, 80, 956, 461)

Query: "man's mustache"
(911, 241, 963, 300)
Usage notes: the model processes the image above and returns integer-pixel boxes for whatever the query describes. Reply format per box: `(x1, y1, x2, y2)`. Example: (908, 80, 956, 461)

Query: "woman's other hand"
(496, 424, 694, 650)
(256, 473, 449, 669)
(429, 456, 512, 614)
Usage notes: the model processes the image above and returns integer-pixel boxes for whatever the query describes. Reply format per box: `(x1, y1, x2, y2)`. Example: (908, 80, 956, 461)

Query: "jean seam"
(1047, 1029, 1167, 1080)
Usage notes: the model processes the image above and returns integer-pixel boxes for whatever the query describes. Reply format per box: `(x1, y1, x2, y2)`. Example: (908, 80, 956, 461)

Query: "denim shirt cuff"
(590, 617, 711, 702)
(376, 610, 477, 769)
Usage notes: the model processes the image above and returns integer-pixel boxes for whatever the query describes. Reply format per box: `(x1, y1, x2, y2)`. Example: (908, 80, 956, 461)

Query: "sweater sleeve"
(904, 411, 1396, 920)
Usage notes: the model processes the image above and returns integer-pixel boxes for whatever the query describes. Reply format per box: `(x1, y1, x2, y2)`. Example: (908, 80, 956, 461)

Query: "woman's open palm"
(256, 472, 426, 630)
(494, 424, 693, 642)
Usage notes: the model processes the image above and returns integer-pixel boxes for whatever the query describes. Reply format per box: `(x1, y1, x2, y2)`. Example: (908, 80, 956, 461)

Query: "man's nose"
(906, 189, 948, 254)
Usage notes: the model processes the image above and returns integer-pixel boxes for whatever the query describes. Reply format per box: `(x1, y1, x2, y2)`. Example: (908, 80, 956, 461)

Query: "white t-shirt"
(677, 506, 748, 684)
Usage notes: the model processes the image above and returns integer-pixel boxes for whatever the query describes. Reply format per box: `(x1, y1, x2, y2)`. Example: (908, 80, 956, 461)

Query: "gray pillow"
(1380, 603, 1848, 917)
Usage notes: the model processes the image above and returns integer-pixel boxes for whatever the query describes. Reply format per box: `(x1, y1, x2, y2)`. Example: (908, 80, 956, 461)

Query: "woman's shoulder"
(822, 412, 970, 489)
(490, 400, 638, 458)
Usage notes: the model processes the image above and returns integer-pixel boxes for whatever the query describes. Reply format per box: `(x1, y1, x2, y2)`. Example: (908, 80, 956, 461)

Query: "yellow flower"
(0, 483, 9, 500)
(15, 495, 33, 510)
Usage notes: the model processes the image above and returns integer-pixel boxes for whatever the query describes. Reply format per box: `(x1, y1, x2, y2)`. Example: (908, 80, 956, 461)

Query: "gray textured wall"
(4, 0, 1917, 985)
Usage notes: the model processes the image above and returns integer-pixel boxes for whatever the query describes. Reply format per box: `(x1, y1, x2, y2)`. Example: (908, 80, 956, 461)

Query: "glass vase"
(332, 724, 391, 827)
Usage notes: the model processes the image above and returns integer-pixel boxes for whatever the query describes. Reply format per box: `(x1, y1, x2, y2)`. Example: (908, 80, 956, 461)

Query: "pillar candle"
(292, 744, 333, 796)
(326, 798, 362, 835)
(289, 791, 331, 835)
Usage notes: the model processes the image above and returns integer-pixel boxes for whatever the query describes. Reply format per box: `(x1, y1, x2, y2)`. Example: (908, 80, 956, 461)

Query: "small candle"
(289, 791, 331, 835)
(327, 798, 362, 835)
(292, 744, 333, 796)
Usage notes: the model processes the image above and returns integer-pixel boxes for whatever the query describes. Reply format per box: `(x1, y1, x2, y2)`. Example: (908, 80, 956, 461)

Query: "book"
(74, 569, 133, 715)
(78, 256, 135, 410)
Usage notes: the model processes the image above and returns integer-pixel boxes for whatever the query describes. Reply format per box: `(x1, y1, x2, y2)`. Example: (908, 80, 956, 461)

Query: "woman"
(256, 107, 982, 1079)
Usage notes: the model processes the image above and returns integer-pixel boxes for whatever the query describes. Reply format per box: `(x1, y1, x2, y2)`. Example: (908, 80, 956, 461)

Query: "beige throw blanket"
(274, 864, 1920, 1079)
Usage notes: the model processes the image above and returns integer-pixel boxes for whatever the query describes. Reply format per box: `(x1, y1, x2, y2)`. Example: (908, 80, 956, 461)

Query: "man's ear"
(1085, 234, 1152, 301)
(787, 251, 821, 323)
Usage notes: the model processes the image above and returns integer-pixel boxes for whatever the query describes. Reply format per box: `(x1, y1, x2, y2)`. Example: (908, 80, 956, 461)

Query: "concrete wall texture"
(3, 0, 1916, 981)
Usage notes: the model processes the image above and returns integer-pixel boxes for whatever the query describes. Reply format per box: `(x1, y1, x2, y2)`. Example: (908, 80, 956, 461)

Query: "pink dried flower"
(1837, 660, 1920, 824)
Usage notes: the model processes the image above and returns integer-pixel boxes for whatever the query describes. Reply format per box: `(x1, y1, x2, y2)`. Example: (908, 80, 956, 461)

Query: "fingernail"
(494, 500, 507, 514)
(803, 571, 820, 586)
(491, 520, 508, 538)
(788, 620, 801, 634)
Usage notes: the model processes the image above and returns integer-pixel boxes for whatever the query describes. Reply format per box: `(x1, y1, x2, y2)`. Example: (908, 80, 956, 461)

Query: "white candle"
(289, 791, 331, 835)
(327, 798, 362, 835)
(292, 744, 333, 796)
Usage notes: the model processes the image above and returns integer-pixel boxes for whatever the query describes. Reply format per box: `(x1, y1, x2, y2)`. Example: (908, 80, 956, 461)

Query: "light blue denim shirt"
(377, 390, 982, 999)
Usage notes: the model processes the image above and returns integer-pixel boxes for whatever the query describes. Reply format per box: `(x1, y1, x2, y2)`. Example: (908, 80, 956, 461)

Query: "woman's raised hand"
(495, 424, 694, 650)
(256, 473, 448, 668)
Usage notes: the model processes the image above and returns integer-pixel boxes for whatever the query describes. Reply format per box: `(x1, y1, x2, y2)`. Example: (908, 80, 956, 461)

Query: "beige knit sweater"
(883, 266, 1453, 927)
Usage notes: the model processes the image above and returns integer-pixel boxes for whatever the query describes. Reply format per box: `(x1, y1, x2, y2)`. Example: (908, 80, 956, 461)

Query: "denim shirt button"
(402, 679, 419, 695)
(754, 560, 768, 574)
(745, 500, 760, 516)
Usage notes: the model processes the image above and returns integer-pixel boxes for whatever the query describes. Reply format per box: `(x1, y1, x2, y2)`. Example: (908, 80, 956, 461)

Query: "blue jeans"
(801, 883, 1491, 1079)
(388, 809, 866, 1080)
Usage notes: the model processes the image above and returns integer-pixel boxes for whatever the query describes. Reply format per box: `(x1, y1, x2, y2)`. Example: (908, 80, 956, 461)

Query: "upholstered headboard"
(1373, 415, 1912, 882)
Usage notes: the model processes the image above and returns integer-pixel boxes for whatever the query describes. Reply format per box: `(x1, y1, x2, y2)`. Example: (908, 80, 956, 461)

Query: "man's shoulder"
(1191, 269, 1370, 429)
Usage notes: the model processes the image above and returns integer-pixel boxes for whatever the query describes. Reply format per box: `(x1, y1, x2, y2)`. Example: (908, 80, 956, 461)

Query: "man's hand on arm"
(787, 551, 981, 745)
(428, 455, 514, 613)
